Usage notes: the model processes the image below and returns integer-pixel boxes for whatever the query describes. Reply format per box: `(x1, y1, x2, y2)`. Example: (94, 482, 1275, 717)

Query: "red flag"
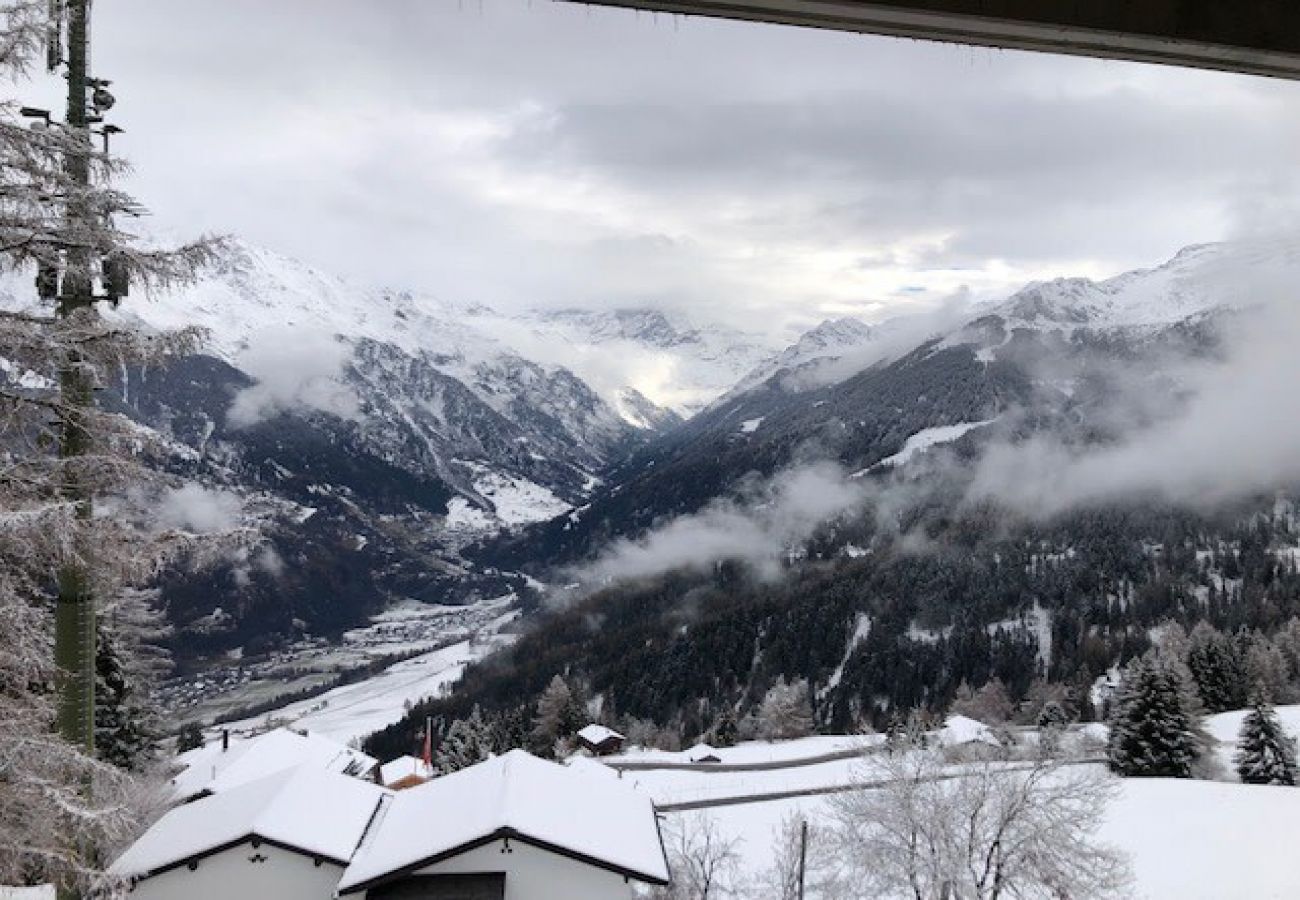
(421, 717, 432, 770)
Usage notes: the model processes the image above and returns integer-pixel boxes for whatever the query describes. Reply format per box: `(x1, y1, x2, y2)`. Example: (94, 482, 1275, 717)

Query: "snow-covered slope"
(725, 316, 877, 400)
(105, 239, 777, 424)
(990, 239, 1300, 332)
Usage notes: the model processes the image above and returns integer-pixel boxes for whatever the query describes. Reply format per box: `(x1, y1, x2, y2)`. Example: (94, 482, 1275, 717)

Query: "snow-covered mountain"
(0, 237, 773, 659)
(482, 238, 1300, 573)
(472, 306, 780, 418)
(987, 240, 1296, 331)
(724, 316, 878, 400)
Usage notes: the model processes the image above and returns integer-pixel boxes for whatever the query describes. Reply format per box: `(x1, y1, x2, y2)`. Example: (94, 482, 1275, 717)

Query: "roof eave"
(117, 832, 351, 882)
(339, 826, 670, 894)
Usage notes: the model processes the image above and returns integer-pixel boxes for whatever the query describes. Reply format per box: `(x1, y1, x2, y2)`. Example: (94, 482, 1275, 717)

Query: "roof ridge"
(353, 792, 393, 859)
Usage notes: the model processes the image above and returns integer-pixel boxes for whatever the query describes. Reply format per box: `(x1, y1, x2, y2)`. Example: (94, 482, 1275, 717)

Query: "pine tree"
(1187, 624, 1247, 712)
(489, 704, 530, 754)
(435, 706, 493, 775)
(1107, 654, 1204, 778)
(1234, 696, 1298, 786)
(93, 624, 155, 771)
(176, 722, 205, 753)
(712, 708, 738, 748)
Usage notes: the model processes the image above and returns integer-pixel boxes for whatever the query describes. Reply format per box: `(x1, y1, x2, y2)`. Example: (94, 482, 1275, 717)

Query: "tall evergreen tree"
(93, 624, 155, 771)
(435, 706, 493, 775)
(1187, 624, 1247, 712)
(1107, 654, 1204, 778)
(1234, 696, 1298, 786)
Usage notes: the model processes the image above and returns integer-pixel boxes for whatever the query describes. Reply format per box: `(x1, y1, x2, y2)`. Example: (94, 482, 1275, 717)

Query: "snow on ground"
(218, 609, 519, 745)
(443, 496, 495, 532)
(855, 419, 996, 473)
(473, 469, 569, 526)
(1205, 703, 1300, 745)
(1102, 777, 1300, 899)
(443, 464, 571, 533)
(626, 757, 869, 807)
(615, 720, 1300, 897)
(820, 613, 872, 698)
(739, 416, 764, 434)
(661, 772, 1300, 899)
(609, 734, 878, 767)
(1203, 704, 1300, 778)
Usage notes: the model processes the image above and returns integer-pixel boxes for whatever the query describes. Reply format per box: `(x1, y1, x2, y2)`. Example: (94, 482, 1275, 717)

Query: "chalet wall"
(126, 842, 343, 900)
(366, 838, 638, 900)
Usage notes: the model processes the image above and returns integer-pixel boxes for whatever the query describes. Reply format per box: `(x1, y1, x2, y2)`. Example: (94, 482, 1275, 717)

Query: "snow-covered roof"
(379, 755, 432, 785)
(936, 715, 1000, 747)
(686, 742, 721, 762)
(171, 728, 377, 800)
(339, 749, 669, 893)
(577, 724, 625, 745)
(111, 768, 389, 879)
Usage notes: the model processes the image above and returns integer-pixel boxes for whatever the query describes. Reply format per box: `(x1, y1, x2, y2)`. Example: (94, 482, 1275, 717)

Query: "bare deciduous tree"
(758, 811, 849, 900)
(829, 738, 1131, 899)
(651, 813, 743, 899)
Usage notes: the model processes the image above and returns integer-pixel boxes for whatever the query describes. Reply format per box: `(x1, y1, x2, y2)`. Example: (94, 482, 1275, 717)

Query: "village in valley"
(5, 2, 1300, 900)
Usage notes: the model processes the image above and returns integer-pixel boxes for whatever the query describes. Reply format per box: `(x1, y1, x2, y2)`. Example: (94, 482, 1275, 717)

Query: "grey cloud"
(577, 462, 866, 582)
(227, 330, 361, 427)
(58, 0, 1300, 339)
(967, 242, 1300, 514)
(156, 484, 244, 533)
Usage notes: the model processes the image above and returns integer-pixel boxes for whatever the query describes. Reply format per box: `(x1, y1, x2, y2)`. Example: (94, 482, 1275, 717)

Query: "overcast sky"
(35, 0, 1300, 339)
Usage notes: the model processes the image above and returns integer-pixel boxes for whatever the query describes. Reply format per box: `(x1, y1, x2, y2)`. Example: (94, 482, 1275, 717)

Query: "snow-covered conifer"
(1234, 696, 1298, 786)
(1106, 653, 1204, 778)
(435, 706, 493, 775)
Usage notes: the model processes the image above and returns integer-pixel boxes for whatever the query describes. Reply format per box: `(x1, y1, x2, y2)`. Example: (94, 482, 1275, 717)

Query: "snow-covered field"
(662, 774, 1300, 899)
(215, 606, 520, 745)
(609, 734, 878, 767)
(621, 710, 1300, 898)
(854, 419, 996, 473)
(218, 638, 484, 745)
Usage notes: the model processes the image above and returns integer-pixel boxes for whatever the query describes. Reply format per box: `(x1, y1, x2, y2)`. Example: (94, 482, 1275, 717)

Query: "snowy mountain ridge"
(987, 239, 1296, 332)
(102, 239, 777, 423)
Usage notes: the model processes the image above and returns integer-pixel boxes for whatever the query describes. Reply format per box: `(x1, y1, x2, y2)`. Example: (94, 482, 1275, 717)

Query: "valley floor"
(194, 598, 520, 743)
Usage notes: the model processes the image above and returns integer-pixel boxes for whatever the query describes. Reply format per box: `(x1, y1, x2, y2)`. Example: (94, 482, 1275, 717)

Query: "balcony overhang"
(563, 1, 1300, 80)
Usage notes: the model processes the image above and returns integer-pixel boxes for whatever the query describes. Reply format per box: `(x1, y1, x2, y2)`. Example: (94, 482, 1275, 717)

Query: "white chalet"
(111, 768, 388, 900)
(112, 749, 668, 900)
(338, 750, 670, 899)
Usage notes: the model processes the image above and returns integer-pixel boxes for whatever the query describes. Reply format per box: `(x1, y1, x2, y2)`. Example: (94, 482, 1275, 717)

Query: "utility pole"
(797, 818, 807, 900)
(53, 0, 97, 759)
